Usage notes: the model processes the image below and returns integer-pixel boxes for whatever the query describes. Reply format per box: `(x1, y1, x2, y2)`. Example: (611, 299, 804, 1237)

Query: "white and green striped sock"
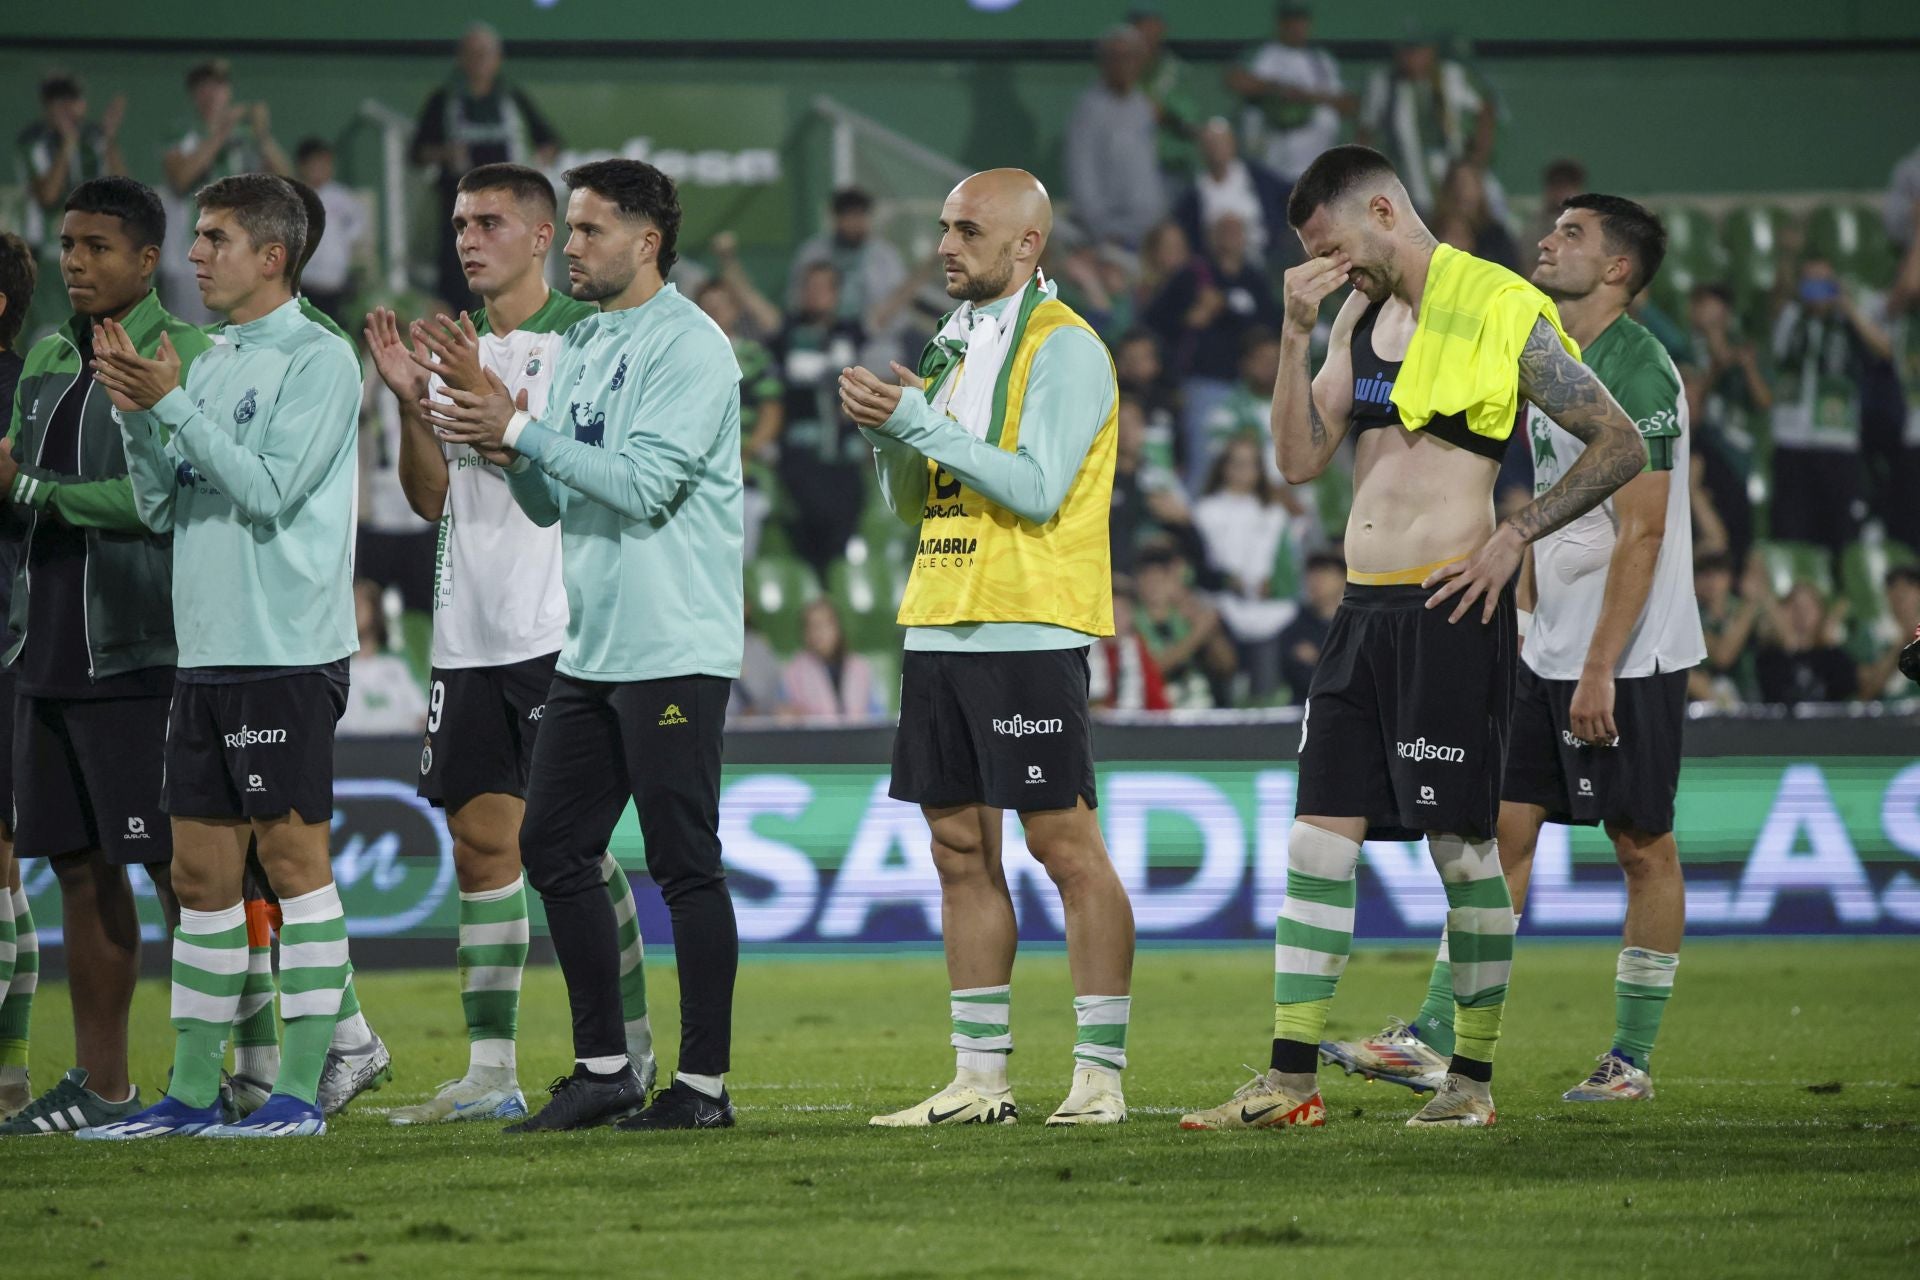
(1071, 995, 1129, 1082)
(0, 887, 35, 1076)
(168, 903, 248, 1108)
(459, 876, 530, 1076)
(277, 883, 353, 1106)
(1272, 822, 1361, 1058)
(601, 854, 652, 1062)
(951, 984, 1012, 1087)
(1431, 835, 1515, 1067)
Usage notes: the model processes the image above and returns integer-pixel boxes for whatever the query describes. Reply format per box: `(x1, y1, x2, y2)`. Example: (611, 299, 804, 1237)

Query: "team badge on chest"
(234, 387, 258, 424)
(610, 354, 629, 391)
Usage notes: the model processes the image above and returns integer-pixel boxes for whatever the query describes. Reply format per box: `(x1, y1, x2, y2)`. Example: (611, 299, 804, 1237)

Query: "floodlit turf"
(2, 941, 1918, 1278)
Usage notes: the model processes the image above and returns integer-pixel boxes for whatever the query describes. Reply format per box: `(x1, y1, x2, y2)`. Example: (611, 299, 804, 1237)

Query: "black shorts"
(1296, 582, 1516, 841)
(418, 652, 558, 810)
(13, 693, 172, 864)
(163, 672, 347, 825)
(890, 647, 1098, 813)
(1502, 664, 1689, 835)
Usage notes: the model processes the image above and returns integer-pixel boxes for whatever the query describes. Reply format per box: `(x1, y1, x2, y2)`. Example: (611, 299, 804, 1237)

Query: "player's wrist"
(501, 410, 532, 450)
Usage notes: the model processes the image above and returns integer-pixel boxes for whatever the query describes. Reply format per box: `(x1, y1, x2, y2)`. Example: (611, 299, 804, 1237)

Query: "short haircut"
(186, 59, 232, 91)
(0, 233, 38, 350)
(1888, 565, 1920, 591)
(197, 173, 308, 284)
(1694, 550, 1733, 575)
(1544, 157, 1588, 188)
(1689, 281, 1734, 308)
(1287, 144, 1399, 228)
(1562, 193, 1667, 295)
(1136, 545, 1181, 573)
(562, 159, 682, 276)
(1116, 327, 1159, 351)
(285, 178, 326, 287)
(65, 176, 168, 251)
(295, 136, 333, 165)
(831, 187, 874, 216)
(39, 73, 83, 104)
(1240, 325, 1278, 357)
(458, 163, 558, 219)
(1306, 551, 1347, 575)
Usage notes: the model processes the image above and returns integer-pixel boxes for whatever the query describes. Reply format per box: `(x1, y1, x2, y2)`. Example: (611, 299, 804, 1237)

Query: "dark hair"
(1240, 325, 1278, 358)
(830, 187, 875, 216)
(693, 278, 731, 303)
(1543, 157, 1588, 188)
(1116, 327, 1159, 351)
(1694, 550, 1733, 575)
(1562, 193, 1666, 295)
(801, 597, 849, 665)
(1136, 544, 1182, 573)
(1689, 281, 1734, 308)
(1204, 434, 1276, 504)
(1305, 551, 1346, 575)
(295, 136, 333, 166)
(0, 233, 37, 350)
(1287, 144, 1398, 228)
(39, 73, 83, 104)
(197, 173, 308, 284)
(185, 59, 231, 91)
(65, 176, 168, 251)
(458, 163, 558, 218)
(285, 178, 326, 289)
(1888, 565, 1920, 591)
(562, 159, 681, 276)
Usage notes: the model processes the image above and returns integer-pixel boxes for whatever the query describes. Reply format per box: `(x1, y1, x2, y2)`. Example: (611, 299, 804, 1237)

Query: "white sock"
(578, 1055, 627, 1076)
(676, 1071, 724, 1098)
(235, 1043, 280, 1083)
(956, 1052, 1010, 1091)
(330, 1010, 372, 1052)
(626, 1017, 654, 1062)
(470, 1039, 517, 1077)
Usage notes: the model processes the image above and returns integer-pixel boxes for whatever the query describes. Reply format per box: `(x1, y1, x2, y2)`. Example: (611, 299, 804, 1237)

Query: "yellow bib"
(895, 298, 1117, 636)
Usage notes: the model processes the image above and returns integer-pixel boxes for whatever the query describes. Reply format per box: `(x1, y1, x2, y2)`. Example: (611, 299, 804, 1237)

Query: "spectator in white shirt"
(340, 580, 429, 738)
(1192, 435, 1303, 698)
(1226, 3, 1353, 183)
(293, 137, 371, 326)
(1172, 119, 1291, 269)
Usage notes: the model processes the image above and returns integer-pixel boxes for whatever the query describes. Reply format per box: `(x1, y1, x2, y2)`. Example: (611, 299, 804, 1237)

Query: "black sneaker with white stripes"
(615, 1079, 736, 1131)
(505, 1064, 644, 1133)
(0, 1068, 145, 1136)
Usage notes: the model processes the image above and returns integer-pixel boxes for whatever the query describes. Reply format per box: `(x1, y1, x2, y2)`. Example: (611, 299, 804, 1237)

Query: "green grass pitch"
(3, 941, 1917, 1278)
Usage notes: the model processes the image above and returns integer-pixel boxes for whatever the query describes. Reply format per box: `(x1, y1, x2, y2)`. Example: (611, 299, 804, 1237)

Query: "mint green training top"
(122, 297, 360, 668)
(863, 291, 1116, 653)
(504, 283, 745, 683)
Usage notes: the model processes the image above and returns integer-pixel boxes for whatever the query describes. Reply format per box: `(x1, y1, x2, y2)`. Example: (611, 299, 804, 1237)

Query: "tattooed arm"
(1424, 316, 1646, 623)
(1272, 260, 1361, 484)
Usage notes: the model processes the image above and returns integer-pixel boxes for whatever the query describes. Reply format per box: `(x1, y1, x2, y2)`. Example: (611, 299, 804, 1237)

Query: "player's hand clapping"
(411, 312, 487, 394)
(92, 319, 181, 411)
(420, 370, 522, 451)
(1281, 253, 1350, 335)
(839, 362, 923, 431)
(364, 307, 431, 402)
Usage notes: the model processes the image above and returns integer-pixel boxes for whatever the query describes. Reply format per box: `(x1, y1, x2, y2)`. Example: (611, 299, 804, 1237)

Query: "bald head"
(937, 169, 1053, 303)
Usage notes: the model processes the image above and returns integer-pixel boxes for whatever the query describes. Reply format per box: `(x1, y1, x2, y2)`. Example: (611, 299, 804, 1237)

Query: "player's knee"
(1611, 829, 1676, 879)
(930, 838, 995, 888)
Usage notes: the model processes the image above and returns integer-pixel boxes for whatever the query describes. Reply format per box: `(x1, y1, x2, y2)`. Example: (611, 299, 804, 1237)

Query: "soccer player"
(0, 179, 209, 1138)
(424, 159, 744, 1133)
(81, 173, 363, 1139)
(0, 232, 36, 1123)
(367, 163, 655, 1125)
(839, 169, 1137, 1128)
(1320, 195, 1704, 1102)
(1178, 145, 1645, 1131)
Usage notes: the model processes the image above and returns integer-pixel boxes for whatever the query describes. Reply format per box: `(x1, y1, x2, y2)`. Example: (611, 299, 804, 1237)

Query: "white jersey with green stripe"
(427, 289, 593, 669)
(1522, 312, 1705, 681)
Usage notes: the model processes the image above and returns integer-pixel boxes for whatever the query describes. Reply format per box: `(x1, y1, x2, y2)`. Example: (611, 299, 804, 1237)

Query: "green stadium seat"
(829, 540, 905, 652)
(1721, 204, 1793, 300)
(745, 554, 820, 653)
(1753, 539, 1832, 599)
(1841, 537, 1919, 641)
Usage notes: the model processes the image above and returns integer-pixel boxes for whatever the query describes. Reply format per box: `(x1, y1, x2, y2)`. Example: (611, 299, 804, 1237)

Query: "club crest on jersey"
(525, 356, 542, 377)
(175, 460, 202, 489)
(610, 354, 629, 391)
(570, 401, 606, 448)
(234, 387, 258, 424)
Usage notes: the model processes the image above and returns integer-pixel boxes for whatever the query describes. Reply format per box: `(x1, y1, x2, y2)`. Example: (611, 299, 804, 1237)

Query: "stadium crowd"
(10, 11, 1920, 724)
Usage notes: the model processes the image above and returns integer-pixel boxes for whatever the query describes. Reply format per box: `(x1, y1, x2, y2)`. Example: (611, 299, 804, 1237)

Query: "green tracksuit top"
(121, 297, 360, 668)
(503, 282, 744, 683)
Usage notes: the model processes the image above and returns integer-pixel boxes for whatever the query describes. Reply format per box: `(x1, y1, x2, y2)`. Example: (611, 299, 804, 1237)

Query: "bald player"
(1178, 145, 1646, 1132)
(840, 170, 1135, 1128)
